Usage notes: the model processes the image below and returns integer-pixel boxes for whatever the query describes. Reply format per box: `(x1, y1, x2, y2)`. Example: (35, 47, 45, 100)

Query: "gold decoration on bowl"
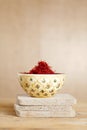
(18, 73, 65, 98)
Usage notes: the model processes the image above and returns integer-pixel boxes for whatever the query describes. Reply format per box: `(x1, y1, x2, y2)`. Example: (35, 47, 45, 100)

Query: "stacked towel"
(14, 94, 77, 117)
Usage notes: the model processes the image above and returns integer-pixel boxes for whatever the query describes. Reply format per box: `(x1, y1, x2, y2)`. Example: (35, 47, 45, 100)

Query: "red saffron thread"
(28, 61, 55, 74)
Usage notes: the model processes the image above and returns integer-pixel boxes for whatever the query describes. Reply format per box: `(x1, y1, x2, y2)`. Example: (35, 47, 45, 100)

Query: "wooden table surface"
(0, 99, 87, 129)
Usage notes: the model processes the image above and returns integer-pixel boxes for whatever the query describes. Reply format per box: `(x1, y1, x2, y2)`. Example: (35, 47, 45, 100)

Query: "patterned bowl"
(18, 73, 65, 98)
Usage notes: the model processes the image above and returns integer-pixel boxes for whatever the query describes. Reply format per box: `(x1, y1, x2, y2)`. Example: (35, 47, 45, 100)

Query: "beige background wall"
(40, 0, 87, 100)
(0, 0, 40, 97)
(0, 0, 87, 100)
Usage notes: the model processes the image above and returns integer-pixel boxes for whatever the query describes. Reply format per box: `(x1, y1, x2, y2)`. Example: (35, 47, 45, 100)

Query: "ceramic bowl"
(18, 73, 65, 98)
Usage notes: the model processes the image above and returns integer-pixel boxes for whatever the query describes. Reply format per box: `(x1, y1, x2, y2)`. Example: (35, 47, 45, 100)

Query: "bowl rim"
(18, 72, 65, 76)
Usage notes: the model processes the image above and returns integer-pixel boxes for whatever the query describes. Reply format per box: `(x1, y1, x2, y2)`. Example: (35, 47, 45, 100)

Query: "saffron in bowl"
(18, 61, 65, 98)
